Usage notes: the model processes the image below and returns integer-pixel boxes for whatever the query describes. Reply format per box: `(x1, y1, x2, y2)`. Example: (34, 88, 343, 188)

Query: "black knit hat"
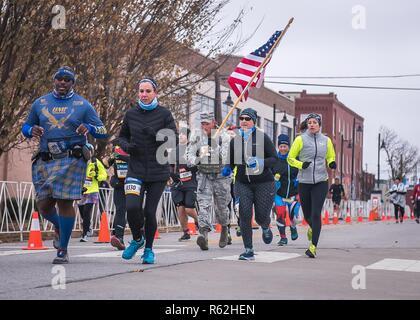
(240, 108, 258, 123)
(277, 134, 290, 146)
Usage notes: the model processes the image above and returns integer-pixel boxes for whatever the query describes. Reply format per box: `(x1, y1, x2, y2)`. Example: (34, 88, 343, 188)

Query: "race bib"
(116, 161, 128, 179)
(84, 178, 92, 187)
(124, 177, 142, 196)
(179, 169, 192, 182)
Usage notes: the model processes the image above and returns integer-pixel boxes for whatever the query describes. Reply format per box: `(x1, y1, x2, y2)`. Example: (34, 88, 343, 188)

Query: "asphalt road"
(1, 219, 419, 300)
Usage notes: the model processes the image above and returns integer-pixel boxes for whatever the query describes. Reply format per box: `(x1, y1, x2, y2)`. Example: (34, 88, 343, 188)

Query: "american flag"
(228, 31, 282, 101)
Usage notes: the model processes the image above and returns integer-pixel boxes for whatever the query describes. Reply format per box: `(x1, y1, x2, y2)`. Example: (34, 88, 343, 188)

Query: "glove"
(302, 161, 311, 169)
(221, 165, 232, 177)
(246, 157, 263, 169)
(143, 126, 156, 137)
(329, 161, 337, 169)
(274, 173, 281, 181)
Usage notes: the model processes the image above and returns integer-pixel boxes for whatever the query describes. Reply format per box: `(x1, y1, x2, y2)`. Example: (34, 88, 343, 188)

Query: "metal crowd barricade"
(1, 181, 379, 240)
(0, 181, 21, 236)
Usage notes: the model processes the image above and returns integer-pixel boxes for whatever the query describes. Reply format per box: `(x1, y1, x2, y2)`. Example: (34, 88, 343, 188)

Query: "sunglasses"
(239, 116, 252, 121)
(55, 76, 72, 82)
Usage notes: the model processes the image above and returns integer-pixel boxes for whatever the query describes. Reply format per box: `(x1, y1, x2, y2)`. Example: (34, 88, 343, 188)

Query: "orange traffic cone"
(345, 208, 352, 224)
(187, 221, 198, 235)
(23, 212, 49, 250)
(154, 228, 161, 239)
(332, 210, 339, 225)
(323, 210, 330, 225)
(381, 210, 386, 221)
(215, 224, 222, 233)
(95, 212, 111, 243)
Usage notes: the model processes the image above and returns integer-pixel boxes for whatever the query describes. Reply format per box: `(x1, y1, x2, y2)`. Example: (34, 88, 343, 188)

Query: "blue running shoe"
(141, 248, 155, 264)
(239, 248, 255, 261)
(262, 227, 273, 244)
(122, 237, 145, 260)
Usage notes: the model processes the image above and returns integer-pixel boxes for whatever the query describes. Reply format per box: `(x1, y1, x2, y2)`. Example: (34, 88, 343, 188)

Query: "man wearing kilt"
(21, 66, 107, 264)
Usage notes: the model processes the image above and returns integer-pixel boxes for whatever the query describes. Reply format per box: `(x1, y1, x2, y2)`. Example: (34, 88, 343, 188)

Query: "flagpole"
(215, 17, 294, 137)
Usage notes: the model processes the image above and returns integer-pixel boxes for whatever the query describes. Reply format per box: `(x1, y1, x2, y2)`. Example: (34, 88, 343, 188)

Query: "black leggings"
(78, 203, 94, 237)
(113, 186, 127, 238)
(126, 181, 167, 249)
(298, 182, 329, 247)
(394, 204, 405, 220)
(234, 180, 275, 250)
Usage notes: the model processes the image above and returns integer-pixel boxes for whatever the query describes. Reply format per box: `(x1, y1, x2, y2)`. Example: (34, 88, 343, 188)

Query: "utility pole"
(351, 117, 356, 200)
(273, 103, 277, 145)
(214, 70, 222, 124)
(377, 133, 381, 189)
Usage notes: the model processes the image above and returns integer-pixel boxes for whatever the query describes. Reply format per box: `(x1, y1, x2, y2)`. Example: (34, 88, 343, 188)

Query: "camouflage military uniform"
(185, 125, 232, 233)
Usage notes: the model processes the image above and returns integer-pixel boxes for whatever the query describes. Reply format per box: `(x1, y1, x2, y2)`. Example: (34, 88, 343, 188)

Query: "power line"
(264, 81, 420, 91)
(265, 73, 420, 79)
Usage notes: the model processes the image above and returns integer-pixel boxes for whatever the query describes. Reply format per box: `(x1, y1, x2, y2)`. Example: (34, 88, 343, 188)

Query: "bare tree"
(0, 0, 250, 158)
(380, 126, 419, 180)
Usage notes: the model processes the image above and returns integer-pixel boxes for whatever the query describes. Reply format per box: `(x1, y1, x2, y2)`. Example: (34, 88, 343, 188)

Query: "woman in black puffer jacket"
(118, 77, 177, 265)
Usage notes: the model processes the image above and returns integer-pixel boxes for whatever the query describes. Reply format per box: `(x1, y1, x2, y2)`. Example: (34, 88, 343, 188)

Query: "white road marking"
(0, 249, 55, 257)
(366, 259, 420, 273)
(213, 251, 301, 263)
(74, 249, 180, 258)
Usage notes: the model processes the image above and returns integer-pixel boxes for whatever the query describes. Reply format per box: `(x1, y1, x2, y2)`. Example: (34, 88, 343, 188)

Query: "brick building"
(283, 90, 364, 200)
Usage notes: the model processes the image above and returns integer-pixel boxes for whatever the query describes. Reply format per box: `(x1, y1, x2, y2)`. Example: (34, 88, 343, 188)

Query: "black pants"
(298, 181, 329, 247)
(126, 181, 166, 249)
(78, 203, 94, 237)
(415, 201, 420, 219)
(113, 186, 127, 239)
(393, 204, 405, 220)
(234, 180, 275, 250)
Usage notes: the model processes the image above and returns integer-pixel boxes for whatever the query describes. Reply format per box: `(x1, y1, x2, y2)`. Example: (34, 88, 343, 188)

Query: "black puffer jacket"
(118, 105, 177, 182)
(229, 128, 278, 184)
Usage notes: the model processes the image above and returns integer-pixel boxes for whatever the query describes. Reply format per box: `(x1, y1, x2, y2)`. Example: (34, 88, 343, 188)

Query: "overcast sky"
(219, 0, 420, 179)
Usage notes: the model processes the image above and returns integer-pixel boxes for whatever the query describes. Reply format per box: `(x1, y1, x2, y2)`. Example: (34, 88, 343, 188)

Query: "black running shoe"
(262, 227, 273, 244)
(178, 232, 191, 241)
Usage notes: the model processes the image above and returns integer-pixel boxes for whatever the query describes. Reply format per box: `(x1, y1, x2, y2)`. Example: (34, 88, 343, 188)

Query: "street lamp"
(273, 105, 289, 145)
(223, 91, 234, 106)
(340, 133, 352, 185)
(377, 133, 386, 189)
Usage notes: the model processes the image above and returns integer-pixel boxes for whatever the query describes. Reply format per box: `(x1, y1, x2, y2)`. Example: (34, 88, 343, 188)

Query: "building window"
(281, 125, 291, 137)
(264, 118, 274, 141)
(256, 116, 261, 128)
(221, 103, 239, 127)
(338, 118, 341, 135)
